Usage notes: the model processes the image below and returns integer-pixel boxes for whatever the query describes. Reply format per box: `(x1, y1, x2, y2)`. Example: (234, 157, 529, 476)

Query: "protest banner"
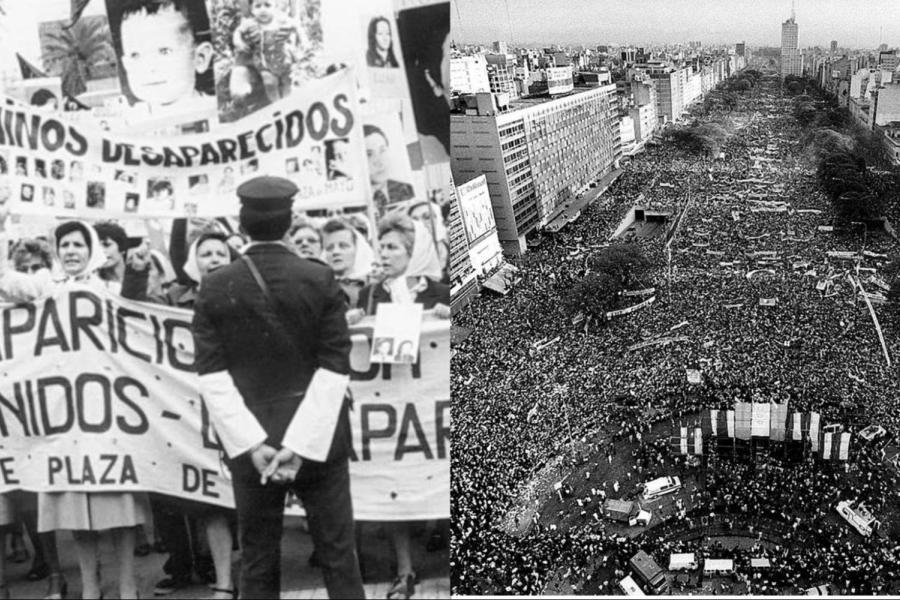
(622, 287, 655, 297)
(0, 69, 370, 219)
(605, 296, 655, 319)
(627, 336, 689, 352)
(0, 286, 449, 520)
(750, 403, 771, 437)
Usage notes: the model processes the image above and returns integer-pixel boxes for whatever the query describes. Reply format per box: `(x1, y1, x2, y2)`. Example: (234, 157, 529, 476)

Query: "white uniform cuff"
(281, 368, 348, 462)
(199, 371, 267, 458)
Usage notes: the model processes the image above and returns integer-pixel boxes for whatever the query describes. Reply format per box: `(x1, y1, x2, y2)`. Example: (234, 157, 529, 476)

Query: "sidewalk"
(2, 518, 449, 599)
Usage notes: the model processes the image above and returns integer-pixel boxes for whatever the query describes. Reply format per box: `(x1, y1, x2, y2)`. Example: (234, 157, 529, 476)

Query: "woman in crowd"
(289, 219, 323, 261)
(357, 212, 449, 317)
(321, 218, 375, 307)
(123, 232, 238, 600)
(353, 212, 449, 599)
(0, 214, 150, 600)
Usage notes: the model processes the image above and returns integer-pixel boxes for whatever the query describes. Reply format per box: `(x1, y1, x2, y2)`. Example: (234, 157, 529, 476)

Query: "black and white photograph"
(0, 1, 449, 598)
(451, 0, 900, 598)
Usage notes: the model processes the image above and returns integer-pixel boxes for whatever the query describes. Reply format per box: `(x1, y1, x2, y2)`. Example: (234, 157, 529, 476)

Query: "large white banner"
(750, 402, 771, 437)
(0, 286, 449, 520)
(0, 70, 369, 218)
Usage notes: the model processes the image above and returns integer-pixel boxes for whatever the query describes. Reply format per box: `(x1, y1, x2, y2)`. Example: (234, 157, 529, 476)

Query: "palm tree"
(41, 16, 113, 98)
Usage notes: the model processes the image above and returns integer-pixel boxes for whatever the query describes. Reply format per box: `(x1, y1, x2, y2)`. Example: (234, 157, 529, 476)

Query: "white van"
(836, 500, 879, 537)
(642, 476, 682, 500)
(618, 575, 647, 597)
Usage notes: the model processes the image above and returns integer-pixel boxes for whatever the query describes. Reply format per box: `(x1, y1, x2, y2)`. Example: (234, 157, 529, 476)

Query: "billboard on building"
(547, 66, 573, 95)
(457, 175, 496, 242)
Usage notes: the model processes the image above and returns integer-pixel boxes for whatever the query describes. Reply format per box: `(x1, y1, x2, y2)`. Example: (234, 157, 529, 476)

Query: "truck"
(602, 499, 652, 527)
(629, 550, 669, 595)
(642, 476, 682, 501)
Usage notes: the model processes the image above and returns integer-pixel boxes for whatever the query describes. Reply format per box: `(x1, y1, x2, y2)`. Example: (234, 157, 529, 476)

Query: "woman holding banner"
(352, 213, 449, 599)
(124, 232, 238, 600)
(0, 214, 150, 600)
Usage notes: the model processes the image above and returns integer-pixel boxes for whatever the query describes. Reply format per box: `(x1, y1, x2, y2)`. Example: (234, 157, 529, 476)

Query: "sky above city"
(451, 0, 900, 49)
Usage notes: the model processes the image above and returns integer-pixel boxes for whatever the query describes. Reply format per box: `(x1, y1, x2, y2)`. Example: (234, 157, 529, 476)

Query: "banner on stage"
(0, 71, 370, 219)
(0, 286, 449, 520)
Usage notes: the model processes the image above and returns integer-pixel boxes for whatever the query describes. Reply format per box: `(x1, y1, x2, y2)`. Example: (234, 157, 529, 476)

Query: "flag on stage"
(770, 402, 788, 441)
(822, 432, 833, 459)
(735, 402, 752, 440)
(790, 412, 802, 441)
(809, 412, 821, 452)
(726, 410, 735, 438)
(693, 428, 703, 455)
(751, 402, 771, 437)
(680, 427, 688, 455)
(838, 433, 851, 460)
(704, 410, 715, 437)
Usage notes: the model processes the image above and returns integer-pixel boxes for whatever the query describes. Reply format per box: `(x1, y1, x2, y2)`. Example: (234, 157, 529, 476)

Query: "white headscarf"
(386, 219, 442, 304)
(344, 227, 376, 281)
(53, 220, 106, 282)
(182, 237, 203, 284)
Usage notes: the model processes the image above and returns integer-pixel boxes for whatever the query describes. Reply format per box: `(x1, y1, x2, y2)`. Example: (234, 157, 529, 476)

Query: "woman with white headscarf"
(321, 218, 376, 307)
(0, 213, 150, 600)
(357, 212, 450, 317)
(123, 231, 238, 600)
(407, 200, 449, 282)
(353, 212, 449, 599)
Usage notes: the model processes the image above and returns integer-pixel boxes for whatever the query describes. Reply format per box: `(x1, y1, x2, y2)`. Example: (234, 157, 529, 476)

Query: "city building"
(455, 175, 505, 279)
(879, 51, 899, 71)
(486, 53, 519, 99)
(451, 85, 621, 255)
(736, 42, 746, 58)
(781, 14, 804, 77)
(831, 40, 838, 53)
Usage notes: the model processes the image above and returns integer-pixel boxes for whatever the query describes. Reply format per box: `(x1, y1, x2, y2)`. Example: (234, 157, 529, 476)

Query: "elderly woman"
(357, 212, 450, 317)
(321, 218, 375, 306)
(123, 232, 238, 600)
(352, 213, 449, 599)
(289, 218, 323, 261)
(0, 214, 150, 600)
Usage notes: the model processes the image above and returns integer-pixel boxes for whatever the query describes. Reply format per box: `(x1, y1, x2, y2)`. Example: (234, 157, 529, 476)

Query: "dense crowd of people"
(452, 76, 900, 595)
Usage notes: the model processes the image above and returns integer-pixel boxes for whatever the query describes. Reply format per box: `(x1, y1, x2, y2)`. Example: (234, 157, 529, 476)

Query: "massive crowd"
(452, 76, 900, 595)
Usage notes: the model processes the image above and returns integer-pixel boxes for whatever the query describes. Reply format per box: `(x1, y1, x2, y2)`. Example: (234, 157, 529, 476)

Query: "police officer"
(192, 175, 364, 599)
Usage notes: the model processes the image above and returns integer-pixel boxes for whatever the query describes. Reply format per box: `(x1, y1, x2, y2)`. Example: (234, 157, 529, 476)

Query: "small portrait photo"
(188, 174, 209, 196)
(393, 339, 417, 364)
(324, 138, 351, 181)
(114, 169, 137, 185)
(217, 165, 236, 193)
(62, 189, 76, 210)
(50, 159, 65, 180)
(365, 16, 399, 68)
(69, 160, 84, 182)
(370, 336, 394, 363)
(124, 192, 140, 213)
(180, 119, 210, 135)
(146, 177, 175, 211)
(34, 158, 47, 179)
(308, 145, 324, 177)
(285, 157, 299, 175)
(14, 157, 27, 177)
(20, 183, 35, 203)
(105, 0, 215, 113)
(241, 158, 259, 175)
(364, 121, 415, 216)
(86, 181, 106, 209)
(42, 186, 56, 207)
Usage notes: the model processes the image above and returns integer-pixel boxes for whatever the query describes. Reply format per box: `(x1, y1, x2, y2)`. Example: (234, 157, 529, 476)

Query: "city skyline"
(452, 0, 900, 49)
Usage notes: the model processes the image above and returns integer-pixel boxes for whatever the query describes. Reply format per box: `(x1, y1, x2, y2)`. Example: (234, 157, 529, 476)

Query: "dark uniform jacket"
(192, 243, 351, 451)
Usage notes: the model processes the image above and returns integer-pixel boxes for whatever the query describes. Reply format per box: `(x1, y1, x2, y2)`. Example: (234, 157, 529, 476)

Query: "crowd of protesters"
(0, 196, 450, 599)
(452, 76, 900, 595)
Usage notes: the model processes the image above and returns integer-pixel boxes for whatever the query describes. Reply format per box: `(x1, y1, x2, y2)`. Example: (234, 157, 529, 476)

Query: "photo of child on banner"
(103, 0, 218, 129)
(206, 0, 324, 123)
(369, 303, 423, 365)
